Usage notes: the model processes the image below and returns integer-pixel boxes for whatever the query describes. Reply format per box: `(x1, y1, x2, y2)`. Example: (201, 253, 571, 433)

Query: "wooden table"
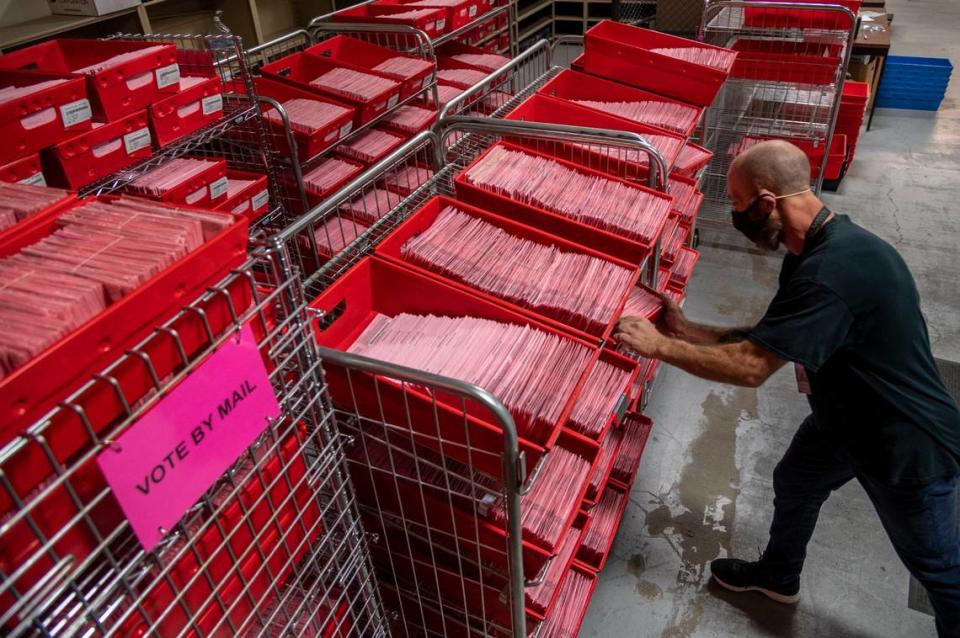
(852, 9, 892, 130)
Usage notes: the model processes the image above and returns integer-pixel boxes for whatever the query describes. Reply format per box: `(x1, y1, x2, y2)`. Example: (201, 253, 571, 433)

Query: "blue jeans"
(761, 416, 960, 637)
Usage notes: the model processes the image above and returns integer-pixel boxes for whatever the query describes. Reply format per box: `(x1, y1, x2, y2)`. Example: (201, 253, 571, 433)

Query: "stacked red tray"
(837, 81, 869, 169)
(304, 36, 435, 100)
(0, 70, 92, 165)
(730, 39, 843, 86)
(216, 169, 270, 220)
(259, 52, 401, 126)
(0, 39, 180, 122)
(581, 21, 737, 107)
(148, 74, 224, 147)
(332, 3, 450, 38)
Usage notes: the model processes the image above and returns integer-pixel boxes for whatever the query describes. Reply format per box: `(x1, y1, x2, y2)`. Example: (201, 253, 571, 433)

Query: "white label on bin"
(155, 64, 181, 89)
(123, 128, 152, 154)
(252, 189, 270, 210)
(201, 93, 224, 115)
(469, 5, 478, 16)
(339, 122, 353, 138)
(436, 18, 446, 30)
(232, 200, 250, 214)
(388, 95, 399, 109)
(422, 76, 431, 89)
(59, 99, 92, 127)
(19, 172, 46, 187)
(186, 186, 207, 204)
(209, 176, 229, 200)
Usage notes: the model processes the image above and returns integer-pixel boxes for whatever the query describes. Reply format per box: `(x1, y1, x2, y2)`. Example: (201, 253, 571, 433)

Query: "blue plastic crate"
(876, 56, 952, 111)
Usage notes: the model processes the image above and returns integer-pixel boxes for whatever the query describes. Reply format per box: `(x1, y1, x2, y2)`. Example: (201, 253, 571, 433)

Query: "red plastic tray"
(216, 169, 270, 220)
(730, 39, 842, 86)
(609, 412, 653, 485)
(0, 197, 249, 450)
(0, 280, 256, 621)
(149, 74, 224, 147)
(380, 0, 483, 30)
(0, 153, 45, 185)
(438, 41, 510, 72)
(126, 157, 227, 208)
(42, 109, 153, 188)
(332, 3, 449, 38)
(537, 69, 704, 139)
(505, 93, 687, 175)
(454, 141, 672, 259)
(0, 185, 76, 257)
(259, 53, 400, 126)
(305, 36, 434, 100)
(375, 195, 641, 341)
(743, 0, 859, 30)
(584, 21, 735, 106)
(575, 481, 630, 571)
(0, 70, 92, 165)
(0, 39, 179, 122)
(667, 246, 700, 292)
(309, 255, 602, 478)
(825, 134, 847, 180)
(285, 156, 366, 215)
(674, 140, 714, 177)
(255, 76, 356, 162)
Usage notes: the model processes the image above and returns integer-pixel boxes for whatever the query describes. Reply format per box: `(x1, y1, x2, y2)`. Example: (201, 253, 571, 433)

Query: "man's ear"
(756, 191, 777, 215)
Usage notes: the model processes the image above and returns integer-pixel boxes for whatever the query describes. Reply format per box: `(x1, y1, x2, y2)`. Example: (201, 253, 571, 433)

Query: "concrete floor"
(581, 1, 960, 636)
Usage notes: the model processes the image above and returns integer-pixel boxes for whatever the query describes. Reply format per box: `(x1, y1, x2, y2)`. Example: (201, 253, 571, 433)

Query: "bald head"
(730, 140, 811, 196)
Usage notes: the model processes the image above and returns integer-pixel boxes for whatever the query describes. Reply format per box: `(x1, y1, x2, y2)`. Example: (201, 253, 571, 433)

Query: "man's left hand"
(615, 316, 666, 358)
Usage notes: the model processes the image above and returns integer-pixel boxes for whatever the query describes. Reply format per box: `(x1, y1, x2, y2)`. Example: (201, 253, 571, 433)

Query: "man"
(615, 140, 960, 636)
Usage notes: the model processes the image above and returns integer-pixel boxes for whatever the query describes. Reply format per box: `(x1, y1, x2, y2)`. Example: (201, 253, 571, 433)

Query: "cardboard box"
(47, 0, 140, 17)
(848, 56, 878, 84)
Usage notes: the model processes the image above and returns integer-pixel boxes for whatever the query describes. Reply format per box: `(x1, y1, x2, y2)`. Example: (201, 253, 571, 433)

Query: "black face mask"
(731, 196, 771, 242)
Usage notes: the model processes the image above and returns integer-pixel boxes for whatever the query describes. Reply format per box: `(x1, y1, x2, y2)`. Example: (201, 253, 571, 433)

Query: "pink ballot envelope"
(97, 324, 281, 552)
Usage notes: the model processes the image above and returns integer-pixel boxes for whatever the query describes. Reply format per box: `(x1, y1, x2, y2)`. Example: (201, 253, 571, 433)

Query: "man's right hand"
(656, 292, 690, 340)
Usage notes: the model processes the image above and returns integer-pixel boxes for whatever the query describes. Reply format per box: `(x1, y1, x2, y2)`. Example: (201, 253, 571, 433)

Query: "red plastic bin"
(576, 481, 630, 570)
(505, 93, 687, 175)
(375, 194, 641, 341)
(609, 412, 653, 484)
(454, 141, 673, 259)
(309, 255, 602, 479)
(305, 36, 434, 100)
(674, 141, 714, 177)
(216, 169, 270, 220)
(743, 0, 860, 30)
(437, 41, 511, 72)
(0, 39, 179, 122)
(0, 153, 45, 185)
(42, 109, 153, 188)
(125, 157, 227, 207)
(0, 276, 254, 623)
(287, 156, 366, 214)
(0, 184, 76, 256)
(537, 68, 704, 138)
(583, 21, 736, 106)
(824, 134, 847, 181)
(332, 3, 449, 38)
(668, 246, 700, 291)
(148, 74, 224, 147)
(259, 53, 400, 126)
(0, 70, 92, 165)
(380, 0, 484, 30)
(255, 76, 356, 162)
(731, 39, 842, 86)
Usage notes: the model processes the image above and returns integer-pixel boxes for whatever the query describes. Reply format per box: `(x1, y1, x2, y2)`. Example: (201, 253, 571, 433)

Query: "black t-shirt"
(748, 213, 960, 484)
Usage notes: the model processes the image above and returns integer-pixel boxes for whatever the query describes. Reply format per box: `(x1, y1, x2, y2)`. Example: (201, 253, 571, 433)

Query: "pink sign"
(97, 324, 281, 552)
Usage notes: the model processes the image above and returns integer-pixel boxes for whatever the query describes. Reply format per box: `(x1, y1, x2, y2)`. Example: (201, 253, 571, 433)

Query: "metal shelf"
(519, 15, 553, 41)
(517, 0, 553, 22)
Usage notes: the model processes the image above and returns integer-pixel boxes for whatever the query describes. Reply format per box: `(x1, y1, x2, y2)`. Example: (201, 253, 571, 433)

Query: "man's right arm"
(656, 294, 754, 345)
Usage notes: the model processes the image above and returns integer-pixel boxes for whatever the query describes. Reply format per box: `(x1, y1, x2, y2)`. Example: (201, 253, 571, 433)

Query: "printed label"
(155, 63, 181, 89)
(339, 122, 354, 138)
(96, 324, 280, 552)
(469, 5, 478, 16)
(19, 172, 46, 187)
(252, 189, 270, 210)
(422, 76, 431, 89)
(59, 98, 92, 127)
(123, 128, 152, 155)
(201, 93, 224, 116)
(388, 95, 399, 109)
(209, 176, 229, 200)
(232, 201, 250, 214)
(186, 186, 207, 205)
(436, 18, 446, 30)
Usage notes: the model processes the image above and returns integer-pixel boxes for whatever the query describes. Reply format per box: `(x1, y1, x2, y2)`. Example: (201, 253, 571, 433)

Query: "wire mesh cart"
(697, 0, 858, 226)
